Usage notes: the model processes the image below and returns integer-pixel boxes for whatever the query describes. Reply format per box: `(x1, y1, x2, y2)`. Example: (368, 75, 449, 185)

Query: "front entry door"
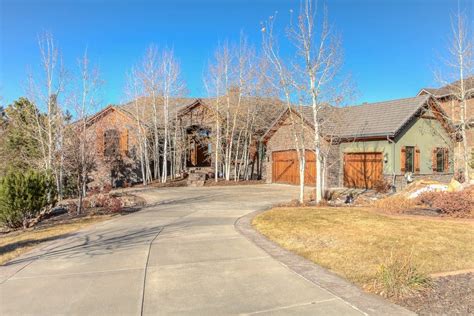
(188, 137, 211, 167)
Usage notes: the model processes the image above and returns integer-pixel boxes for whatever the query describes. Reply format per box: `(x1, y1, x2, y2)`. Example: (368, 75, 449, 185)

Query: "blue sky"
(1, 0, 472, 107)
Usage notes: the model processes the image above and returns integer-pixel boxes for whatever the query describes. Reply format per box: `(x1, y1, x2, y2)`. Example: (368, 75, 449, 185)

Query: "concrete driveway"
(0, 185, 398, 315)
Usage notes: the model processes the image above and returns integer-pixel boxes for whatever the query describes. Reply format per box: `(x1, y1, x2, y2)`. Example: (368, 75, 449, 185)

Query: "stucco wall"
(394, 115, 453, 174)
(338, 115, 454, 188)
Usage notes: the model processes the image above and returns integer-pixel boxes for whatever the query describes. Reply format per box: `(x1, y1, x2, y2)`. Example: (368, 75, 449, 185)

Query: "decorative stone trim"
(384, 173, 454, 191)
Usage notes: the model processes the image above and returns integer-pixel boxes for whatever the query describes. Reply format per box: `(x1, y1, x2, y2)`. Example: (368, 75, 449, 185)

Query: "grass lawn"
(253, 207, 474, 288)
(0, 216, 110, 265)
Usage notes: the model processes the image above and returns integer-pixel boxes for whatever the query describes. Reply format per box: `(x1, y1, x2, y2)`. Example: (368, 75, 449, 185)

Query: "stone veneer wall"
(383, 173, 453, 191)
(87, 108, 142, 189)
(263, 113, 340, 187)
(437, 97, 473, 178)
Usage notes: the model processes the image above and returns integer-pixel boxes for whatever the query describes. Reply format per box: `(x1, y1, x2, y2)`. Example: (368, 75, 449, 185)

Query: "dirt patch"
(396, 273, 474, 315)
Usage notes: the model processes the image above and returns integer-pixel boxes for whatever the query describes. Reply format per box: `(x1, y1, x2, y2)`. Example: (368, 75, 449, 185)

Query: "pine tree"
(0, 98, 44, 174)
(0, 170, 57, 229)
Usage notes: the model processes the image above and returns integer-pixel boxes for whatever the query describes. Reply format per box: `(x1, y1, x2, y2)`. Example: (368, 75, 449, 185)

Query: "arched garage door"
(343, 152, 383, 189)
(272, 150, 316, 185)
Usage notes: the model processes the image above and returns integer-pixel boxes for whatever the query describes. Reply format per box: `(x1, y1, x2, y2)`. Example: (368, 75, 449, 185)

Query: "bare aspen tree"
(204, 47, 225, 182)
(262, 1, 344, 203)
(437, 12, 473, 182)
(230, 38, 256, 181)
(27, 32, 67, 197)
(139, 46, 161, 181)
(233, 62, 269, 181)
(289, 1, 343, 202)
(67, 51, 102, 214)
(136, 46, 185, 183)
(159, 48, 185, 182)
(125, 69, 150, 185)
(221, 43, 234, 180)
(205, 42, 235, 181)
(206, 37, 261, 182)
(262, 14, 308, 203)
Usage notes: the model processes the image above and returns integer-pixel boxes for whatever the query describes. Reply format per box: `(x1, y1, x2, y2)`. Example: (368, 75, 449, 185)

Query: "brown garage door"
(272, 150, 316, 185)
(344, 152, 383, 189)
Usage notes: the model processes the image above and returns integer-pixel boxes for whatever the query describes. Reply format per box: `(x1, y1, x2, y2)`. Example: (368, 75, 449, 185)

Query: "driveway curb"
(235, 208, 415, 316)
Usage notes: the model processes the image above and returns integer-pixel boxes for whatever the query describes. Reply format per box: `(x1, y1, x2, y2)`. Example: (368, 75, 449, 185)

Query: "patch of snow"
(408, 184, 448, 199)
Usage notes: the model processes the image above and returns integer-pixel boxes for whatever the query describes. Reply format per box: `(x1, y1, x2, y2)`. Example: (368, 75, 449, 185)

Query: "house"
(82, 105, 144, 188)
(418, 78, 474, 179)
(263, 95, 455, 190)
(84, 97, 282, 187)
(84, 87, 457, 190)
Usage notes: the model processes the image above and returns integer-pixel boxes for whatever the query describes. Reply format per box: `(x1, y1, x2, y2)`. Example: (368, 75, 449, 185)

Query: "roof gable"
(261, 107, 312, 142)
(177, 98, 217, 117)
(418, 77, 474, 98)
(84, 105, 135, 128)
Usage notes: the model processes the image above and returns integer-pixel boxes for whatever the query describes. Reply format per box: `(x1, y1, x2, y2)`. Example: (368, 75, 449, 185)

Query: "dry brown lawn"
(253, 207, 474, 288)
(0, 216, 110, 265)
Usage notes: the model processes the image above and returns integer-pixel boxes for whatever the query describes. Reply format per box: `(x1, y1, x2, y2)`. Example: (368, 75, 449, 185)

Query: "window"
(104, 129, 120, 157)
(405, 146, 415, 173)
(432, 147, 448, 173)
(436, 148, 447, 172)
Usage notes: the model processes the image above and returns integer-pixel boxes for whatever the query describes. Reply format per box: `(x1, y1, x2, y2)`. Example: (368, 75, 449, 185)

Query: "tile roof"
(99, 94, 437, 141)
(118, 97, 196, 126)
(295, 95, 432, 138)
(116, 96, 285, 134)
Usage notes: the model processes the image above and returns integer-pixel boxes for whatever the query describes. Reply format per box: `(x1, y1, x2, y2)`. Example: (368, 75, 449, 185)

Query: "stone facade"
(435, 97, 473, 179)
(86, 107, 142, 188)
(384, 173, 453, 191)
(178, 101, 217, 169)
(179, 100, 263, 179)
(263, 112, 340, 186)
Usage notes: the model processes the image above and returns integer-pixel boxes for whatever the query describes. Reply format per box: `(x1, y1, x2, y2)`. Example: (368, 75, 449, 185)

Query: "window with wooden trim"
(405, 146, 415, 173)
(104, 129, 120, 157)
(433, 147, 449, 173)
(401, 146, 420, 174)
(120, 129, 128, 155)
(414, 146, 420, 173)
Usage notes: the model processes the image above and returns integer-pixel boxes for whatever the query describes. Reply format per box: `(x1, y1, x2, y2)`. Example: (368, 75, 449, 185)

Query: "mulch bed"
(204, 179, 264, 186)
(132, 177, 188, 188)
(0, 193, 146, 235)
(396, 273, 474, 315)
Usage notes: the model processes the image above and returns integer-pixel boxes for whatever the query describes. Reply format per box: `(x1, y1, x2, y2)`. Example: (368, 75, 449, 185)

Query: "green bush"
(0, 170, 57, 229)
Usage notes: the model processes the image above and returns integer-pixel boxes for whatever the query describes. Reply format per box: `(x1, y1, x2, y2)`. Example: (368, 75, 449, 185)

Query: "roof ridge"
(347, 94, 429, 108)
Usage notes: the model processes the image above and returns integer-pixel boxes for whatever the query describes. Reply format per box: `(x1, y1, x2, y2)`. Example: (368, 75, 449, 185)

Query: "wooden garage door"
(272, 150, 316, 185)
(344, 152, 383, 189)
